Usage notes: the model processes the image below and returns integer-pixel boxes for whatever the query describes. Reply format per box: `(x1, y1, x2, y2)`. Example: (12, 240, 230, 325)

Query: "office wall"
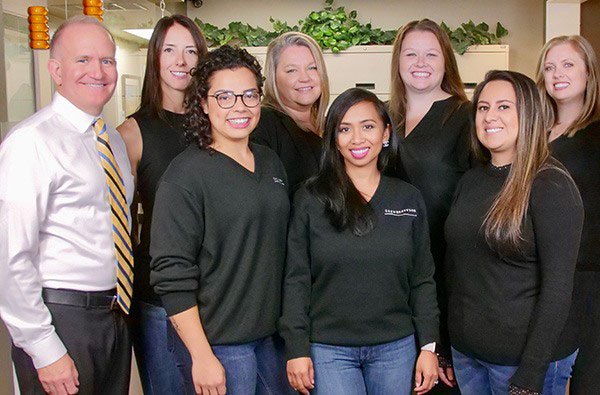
(188, 0, 544, 77)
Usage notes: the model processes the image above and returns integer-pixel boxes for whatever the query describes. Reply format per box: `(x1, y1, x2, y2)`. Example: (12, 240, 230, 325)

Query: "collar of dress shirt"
(50, 93, 102, 134)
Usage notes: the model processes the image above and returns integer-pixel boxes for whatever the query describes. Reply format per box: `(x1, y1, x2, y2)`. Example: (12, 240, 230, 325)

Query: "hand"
(414, 350, 438, 395)
(191, 353, 226, 395)
(37, 353, 79, 394)
(437, 355, 456, 387)
(287, 357, 314, 394)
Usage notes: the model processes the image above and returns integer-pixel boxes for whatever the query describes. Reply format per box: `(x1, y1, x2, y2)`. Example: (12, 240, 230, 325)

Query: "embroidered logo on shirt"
(384, 208, 417, 217)
(272, 177, 286, 186)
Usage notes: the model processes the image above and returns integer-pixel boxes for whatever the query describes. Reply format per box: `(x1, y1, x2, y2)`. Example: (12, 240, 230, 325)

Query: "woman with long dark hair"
(386, 20, 471, 388)
(150, 45, 290, 395)
(536, 35, 600, 394)
(445, 70, 584, 394)
(251, 32, 330, 192)
(280, 88, 439, 395)
(116, 15, 207, 394)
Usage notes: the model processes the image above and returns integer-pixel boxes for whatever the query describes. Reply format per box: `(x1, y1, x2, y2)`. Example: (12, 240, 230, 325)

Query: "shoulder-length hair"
(471, 70, 559, 253)
(389, 19, 467, 128)
(535, 35, 600, 137)
(139, 15, 208, 119)
(307, 88, 398, 237)
(185, 45, 263, 150)
(262, 32, 330, 134)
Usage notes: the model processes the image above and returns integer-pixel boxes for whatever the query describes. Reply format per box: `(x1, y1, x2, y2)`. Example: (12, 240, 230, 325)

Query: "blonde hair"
(471, 70, 563, 253)
(535, 35, 600, 137)
(262, 32, 330, 133)
(389, 19, 467, 128)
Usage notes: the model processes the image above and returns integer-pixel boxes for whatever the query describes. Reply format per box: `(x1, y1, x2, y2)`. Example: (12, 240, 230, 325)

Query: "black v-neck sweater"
(444, 163, 584, 392)
(150, 143, 290, 345)
(280, 176, 439, 359)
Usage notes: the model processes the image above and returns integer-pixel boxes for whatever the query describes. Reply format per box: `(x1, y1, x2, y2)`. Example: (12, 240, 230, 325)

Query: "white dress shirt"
(0, 93, 134, 369)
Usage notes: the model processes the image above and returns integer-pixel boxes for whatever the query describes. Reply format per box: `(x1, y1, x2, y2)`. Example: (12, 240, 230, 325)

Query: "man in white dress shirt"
(0, 16, 134, 394)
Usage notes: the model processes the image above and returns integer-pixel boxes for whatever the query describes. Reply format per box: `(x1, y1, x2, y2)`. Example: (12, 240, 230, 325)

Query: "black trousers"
(11, 293, 131, 395)
(570, 271, 600, 395)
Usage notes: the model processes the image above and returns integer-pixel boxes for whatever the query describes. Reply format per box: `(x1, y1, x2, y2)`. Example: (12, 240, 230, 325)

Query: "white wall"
(188, 0, 544, 77)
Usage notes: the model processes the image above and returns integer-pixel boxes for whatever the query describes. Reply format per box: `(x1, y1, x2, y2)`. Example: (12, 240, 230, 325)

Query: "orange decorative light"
(27, 6, 49, 50)
(83, 0, 104, 22)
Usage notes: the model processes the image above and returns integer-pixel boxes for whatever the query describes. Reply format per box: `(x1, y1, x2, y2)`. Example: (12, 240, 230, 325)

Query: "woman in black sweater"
(280, 88, 439, 395)
(445, 70, 584, 395)
(150, 46, 290, 395)
(386, 22, 471, 389)
(535, 35, 600, 395)
(251, 32, 330, 192)
(116, 15, 208, 394)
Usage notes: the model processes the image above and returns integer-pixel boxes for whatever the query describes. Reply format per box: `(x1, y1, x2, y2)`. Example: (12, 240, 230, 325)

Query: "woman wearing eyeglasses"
(150, 45, 291, 395)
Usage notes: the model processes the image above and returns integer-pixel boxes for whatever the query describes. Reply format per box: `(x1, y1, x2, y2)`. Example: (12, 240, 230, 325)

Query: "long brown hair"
(262, 32, 330, 133)
(471, 70, 561, 253)
(139, 15, 208, 119)
(389, 19, 467, 128)
(535, 35, 600, 137)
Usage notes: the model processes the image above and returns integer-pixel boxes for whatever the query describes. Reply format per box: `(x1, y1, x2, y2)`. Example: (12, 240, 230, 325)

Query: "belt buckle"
(110, 295, 118, 310)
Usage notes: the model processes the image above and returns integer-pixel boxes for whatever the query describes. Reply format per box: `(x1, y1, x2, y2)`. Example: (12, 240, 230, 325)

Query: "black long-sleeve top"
(385, 96, 471, 356)
(280, 176, 440, 359)
(150, 143, 290, 344)
(444, 162, 584, 392)
(251, 107, 322, 193)
(551, 120, 600, 271)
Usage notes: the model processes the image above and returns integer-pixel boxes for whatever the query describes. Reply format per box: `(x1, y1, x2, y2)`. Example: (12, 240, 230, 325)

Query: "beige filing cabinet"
(246, 44, 509, 101)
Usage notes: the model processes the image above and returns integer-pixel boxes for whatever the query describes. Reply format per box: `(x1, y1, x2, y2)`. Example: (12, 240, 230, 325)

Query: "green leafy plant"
(441, 21, 509, 55)
(195, 1, 508, 55)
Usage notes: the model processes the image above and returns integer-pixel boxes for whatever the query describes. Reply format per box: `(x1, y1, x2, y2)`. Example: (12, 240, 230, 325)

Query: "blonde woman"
(387, 19, 471, 390)
(536, 35, 600, 395)
(445, 70, 584, 395)
(251, 32, 330, 192)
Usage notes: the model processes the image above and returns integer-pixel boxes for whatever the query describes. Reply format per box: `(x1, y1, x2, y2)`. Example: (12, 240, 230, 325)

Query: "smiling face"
(159, 23, 199, 97)
(202, 67, 261, 147)
(48, 23, 117, 116)
(399, 30, 445, 95)
(336, 101, 390, 173)
(475, 80, 520, 166)
(543, 42, 588, 106)
(275, 45, 321, 112)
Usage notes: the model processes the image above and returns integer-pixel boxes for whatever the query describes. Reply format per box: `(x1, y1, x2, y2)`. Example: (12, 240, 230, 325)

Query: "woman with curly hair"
(150, 45, 291, 395)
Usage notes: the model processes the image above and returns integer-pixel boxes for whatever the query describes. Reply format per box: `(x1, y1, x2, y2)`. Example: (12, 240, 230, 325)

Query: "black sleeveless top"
(131, 109, 187, 304)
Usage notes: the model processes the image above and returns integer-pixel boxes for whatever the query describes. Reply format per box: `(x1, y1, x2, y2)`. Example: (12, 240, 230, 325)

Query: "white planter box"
(246, 44, 509, 101)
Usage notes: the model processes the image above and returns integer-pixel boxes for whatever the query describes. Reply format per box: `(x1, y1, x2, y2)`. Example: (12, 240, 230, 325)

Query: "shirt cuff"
(27, 331, 68, 369)
(421, 342, 436, 352)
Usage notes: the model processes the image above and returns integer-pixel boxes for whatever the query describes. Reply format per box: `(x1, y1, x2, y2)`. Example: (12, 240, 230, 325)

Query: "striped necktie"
(93, 118, 134, 314)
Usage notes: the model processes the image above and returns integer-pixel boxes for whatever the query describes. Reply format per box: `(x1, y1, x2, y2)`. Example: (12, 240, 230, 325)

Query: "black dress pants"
(11, 297, 131, 395)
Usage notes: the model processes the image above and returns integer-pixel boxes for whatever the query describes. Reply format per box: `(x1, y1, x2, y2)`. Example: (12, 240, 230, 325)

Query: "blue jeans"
(310, 335, 417, 395)
(169, 323, 291, 395)
(452, 347, 579, 395)
(131, 301, 184, 394)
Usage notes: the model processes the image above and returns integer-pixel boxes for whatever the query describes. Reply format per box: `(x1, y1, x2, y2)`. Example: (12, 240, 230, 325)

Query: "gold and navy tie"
(93, 118, 134, 314)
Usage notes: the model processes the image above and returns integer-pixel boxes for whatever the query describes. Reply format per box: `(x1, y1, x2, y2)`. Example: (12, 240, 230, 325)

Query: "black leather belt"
(42, 288, 118, 310)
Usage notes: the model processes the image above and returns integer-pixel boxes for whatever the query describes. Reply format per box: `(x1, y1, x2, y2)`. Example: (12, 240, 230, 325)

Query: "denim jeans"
(169, 323, 291, 395)
(452, 347, 579, 395)
(130, 301, 184, 394)
(310, 334, 417, 395)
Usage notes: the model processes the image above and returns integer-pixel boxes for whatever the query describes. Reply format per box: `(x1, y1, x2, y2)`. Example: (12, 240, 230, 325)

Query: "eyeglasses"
(208, 90, 262, 109)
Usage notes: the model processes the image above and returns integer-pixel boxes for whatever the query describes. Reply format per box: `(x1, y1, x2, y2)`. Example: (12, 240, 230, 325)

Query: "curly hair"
(185, 45, 263, 149)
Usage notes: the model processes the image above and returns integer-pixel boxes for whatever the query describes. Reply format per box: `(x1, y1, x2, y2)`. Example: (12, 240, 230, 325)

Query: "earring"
(383, 140, 390, 148)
